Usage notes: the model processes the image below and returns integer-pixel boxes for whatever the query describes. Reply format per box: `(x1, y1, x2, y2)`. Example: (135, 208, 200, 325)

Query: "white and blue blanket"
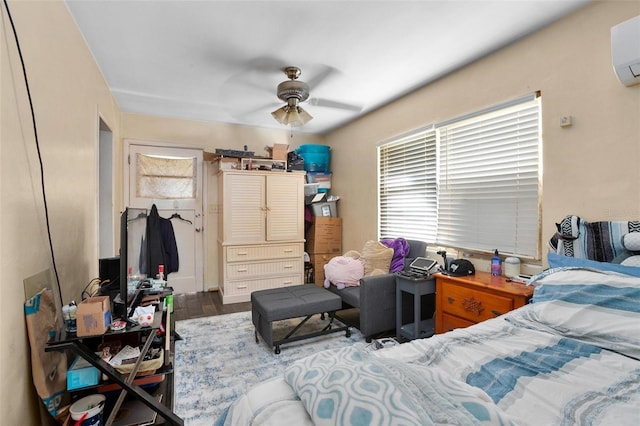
(219, 266, 640, 425)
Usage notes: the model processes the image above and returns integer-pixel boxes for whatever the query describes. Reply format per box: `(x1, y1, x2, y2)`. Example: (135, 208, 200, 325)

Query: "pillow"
(380, 238, 410, 273)
(622, 232, 640, 251)
(526, 267, 640, 358)
(285, 346, 516, 426)
(360, 240, 394, 276)
(323, 256, 364, 288)
(621, 255, 640, 267)
(547, 252, 640, 278)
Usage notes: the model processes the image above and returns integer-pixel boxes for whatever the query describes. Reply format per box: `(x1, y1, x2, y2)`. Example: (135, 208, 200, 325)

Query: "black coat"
(143, 204, 179, 279)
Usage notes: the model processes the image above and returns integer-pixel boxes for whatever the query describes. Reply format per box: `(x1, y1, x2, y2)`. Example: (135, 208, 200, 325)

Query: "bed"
(216, 222, 640, 425)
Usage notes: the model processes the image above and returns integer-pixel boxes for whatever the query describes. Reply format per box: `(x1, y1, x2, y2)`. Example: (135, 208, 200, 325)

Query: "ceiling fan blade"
(305, 65, 339, 90)
(308, 97, 363, 112)
(231, 101, 281, 120)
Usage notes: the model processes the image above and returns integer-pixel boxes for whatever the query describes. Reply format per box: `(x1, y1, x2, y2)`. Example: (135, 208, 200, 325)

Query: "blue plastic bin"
(295, 144, 331, 172)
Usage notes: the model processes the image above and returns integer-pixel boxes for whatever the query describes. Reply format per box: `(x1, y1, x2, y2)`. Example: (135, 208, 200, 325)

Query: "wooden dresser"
(434, 271, 534, 334)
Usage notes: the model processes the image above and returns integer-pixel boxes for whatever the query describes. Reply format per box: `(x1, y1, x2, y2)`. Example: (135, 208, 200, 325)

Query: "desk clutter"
(43, 285, 181, 425)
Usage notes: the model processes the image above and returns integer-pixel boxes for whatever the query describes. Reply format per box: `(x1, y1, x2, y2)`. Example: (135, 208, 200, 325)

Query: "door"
(126, 143, 203, 294)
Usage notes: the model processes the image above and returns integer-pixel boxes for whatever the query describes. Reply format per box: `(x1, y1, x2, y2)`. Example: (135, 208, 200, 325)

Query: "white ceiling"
(65, 0, 589, 135)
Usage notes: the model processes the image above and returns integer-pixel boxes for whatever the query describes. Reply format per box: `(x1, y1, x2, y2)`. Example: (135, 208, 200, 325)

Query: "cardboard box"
(67, 356, 100, 390)
(271, 144, 289, 161)
(310, 253, 336, 287)
(76, 296, 112, 337)
(306, 217, 342, 254)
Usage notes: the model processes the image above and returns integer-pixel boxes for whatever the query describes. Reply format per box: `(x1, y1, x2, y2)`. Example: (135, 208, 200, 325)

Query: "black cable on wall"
(3, 0, 63, 305)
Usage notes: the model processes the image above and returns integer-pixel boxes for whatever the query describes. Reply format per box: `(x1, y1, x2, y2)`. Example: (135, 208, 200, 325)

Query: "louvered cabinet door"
(220, 172, 266, 244)
(266, 173, 304, 241)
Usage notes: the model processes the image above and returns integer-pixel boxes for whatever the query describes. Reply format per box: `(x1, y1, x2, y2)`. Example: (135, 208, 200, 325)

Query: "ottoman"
(251, 284, 351, 354)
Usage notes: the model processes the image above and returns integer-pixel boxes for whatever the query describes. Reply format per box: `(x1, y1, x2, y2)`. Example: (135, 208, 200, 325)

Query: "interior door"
(127, 143, 203, 294)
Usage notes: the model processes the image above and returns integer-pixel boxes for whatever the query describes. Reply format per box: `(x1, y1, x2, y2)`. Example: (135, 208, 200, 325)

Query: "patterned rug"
(173, 310, 365, 425)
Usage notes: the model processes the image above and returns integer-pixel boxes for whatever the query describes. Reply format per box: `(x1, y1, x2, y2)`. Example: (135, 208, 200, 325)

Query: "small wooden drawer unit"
(435, 271, 533, 334)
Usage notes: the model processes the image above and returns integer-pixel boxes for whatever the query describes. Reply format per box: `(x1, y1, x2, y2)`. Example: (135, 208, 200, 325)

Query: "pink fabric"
(323, 256, 365, 288)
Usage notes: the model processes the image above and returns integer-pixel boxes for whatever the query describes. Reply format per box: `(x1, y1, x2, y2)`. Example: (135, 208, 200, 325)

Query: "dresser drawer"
(441, 283, 514, 323)
(227, 243, 303, 262)
(223, 274, 303, 296)
(226, 259, 302, 279)
(441, 312, 475, 332)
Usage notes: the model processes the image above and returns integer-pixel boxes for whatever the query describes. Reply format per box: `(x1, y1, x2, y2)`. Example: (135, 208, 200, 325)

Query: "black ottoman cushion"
(252, 285, 342, 321)
(251, 284, 349, 353)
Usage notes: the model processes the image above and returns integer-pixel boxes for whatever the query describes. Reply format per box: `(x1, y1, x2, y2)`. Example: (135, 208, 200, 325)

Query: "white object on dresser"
(218, 170, 305, 304)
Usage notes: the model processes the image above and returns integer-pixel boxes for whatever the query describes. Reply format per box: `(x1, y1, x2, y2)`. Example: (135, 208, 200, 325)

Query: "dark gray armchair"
(327, 239, 428, 342)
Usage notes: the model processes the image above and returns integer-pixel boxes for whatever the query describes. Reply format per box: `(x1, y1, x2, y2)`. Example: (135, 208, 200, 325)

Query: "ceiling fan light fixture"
(272, 67, 314, 127)
(271, 106, 288, 124)
(297, 106, 313, 124)
(271, 101, 313, 127)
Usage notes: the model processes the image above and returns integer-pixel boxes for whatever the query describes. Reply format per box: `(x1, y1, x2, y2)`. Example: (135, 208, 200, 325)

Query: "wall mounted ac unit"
(611, 15, 640, 87)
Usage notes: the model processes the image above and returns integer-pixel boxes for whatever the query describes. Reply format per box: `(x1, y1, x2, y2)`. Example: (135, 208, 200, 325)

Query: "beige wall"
(326, 0, 640, 271)
(1, 0, 120, 424)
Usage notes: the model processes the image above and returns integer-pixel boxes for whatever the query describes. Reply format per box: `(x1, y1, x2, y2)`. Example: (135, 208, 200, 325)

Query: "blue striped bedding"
(219, 266, 640, 425)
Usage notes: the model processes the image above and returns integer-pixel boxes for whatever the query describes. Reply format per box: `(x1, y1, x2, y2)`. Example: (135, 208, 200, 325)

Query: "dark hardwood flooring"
(172, 290, 251, 321)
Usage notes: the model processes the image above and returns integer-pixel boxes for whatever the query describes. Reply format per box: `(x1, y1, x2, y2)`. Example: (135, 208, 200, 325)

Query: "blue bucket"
(295, 144, 330, 172)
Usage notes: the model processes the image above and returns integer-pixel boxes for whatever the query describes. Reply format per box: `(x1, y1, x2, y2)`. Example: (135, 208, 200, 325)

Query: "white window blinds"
(436, 95, 541, 257)
(378, 128, 437, 242)
(377, 94, 541, 259)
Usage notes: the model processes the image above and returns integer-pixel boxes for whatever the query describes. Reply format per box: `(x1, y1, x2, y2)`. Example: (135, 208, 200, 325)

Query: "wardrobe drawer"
(226, 243, 303, 262)
(223, 275, 303, 296)
(226, 259, 303, 279)
(441, 283, 514, 323)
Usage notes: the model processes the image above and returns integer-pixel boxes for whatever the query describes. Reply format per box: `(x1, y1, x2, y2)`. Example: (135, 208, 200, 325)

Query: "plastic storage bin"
(295, 144, 330, 172)
(306, 171, 332, 193)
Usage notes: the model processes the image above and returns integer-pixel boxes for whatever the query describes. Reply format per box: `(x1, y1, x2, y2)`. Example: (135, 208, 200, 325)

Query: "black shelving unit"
(46, 294, 183, 425)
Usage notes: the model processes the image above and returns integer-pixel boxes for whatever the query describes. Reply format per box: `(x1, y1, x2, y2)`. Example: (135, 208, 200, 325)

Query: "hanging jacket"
(144, 204, 179, 279)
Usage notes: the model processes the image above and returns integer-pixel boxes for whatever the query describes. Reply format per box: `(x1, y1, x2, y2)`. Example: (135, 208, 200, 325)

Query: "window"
(378, 128, 437, 243)
(378, 93, 541, 258)
(136, 154, 197, 199)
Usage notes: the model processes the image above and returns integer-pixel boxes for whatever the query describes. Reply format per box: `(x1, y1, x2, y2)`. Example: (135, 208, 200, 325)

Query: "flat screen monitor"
(117, 207, 148, 318)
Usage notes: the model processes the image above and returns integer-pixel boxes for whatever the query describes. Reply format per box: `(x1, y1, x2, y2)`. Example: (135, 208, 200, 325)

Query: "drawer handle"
(237, 268, 248, 273)
(283, 249, 293, 253)
(491, 310, 503, 317)
(462, 297, 484, 316)
(237, 285, 248, 289)
(237, 252, 248, 256)
(283, 265, 293, 269)
(447, 297, 455, 304)
(283, 281, 293, 284)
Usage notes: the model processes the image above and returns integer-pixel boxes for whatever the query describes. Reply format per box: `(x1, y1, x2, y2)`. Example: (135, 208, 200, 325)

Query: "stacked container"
(296, 144, 332, 193)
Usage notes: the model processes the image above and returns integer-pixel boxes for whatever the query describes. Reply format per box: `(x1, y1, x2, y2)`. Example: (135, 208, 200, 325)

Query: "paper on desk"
(108, 345, 140, 366)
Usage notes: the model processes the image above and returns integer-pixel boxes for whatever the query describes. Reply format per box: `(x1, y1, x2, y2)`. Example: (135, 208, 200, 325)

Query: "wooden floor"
(172, 290, 251, 321)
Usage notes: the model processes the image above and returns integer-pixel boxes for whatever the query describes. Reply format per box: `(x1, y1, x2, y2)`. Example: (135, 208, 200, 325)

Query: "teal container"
(295, 144, 331, 172)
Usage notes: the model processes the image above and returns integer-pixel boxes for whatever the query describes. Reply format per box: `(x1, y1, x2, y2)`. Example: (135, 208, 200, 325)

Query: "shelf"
(399, 319, 435, 340)
(240, 157, 287, 171)
(47, 302, 183, 425)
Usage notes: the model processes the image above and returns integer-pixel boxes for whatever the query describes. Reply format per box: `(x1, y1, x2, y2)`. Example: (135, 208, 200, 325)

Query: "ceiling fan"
(271, 66, 314, 127)
(219, 60, 363, 129)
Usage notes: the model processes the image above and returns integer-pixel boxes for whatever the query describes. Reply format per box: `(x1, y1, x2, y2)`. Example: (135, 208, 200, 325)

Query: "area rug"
(173, 311, 365, 425)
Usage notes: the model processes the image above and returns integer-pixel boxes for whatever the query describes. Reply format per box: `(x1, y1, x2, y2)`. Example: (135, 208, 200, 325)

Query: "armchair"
(327, 239, 428, 342)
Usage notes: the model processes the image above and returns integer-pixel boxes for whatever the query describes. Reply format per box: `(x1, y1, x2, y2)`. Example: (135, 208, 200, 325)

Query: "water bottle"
(491, 249, 502, 276)
(63, 301, 77, 333)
